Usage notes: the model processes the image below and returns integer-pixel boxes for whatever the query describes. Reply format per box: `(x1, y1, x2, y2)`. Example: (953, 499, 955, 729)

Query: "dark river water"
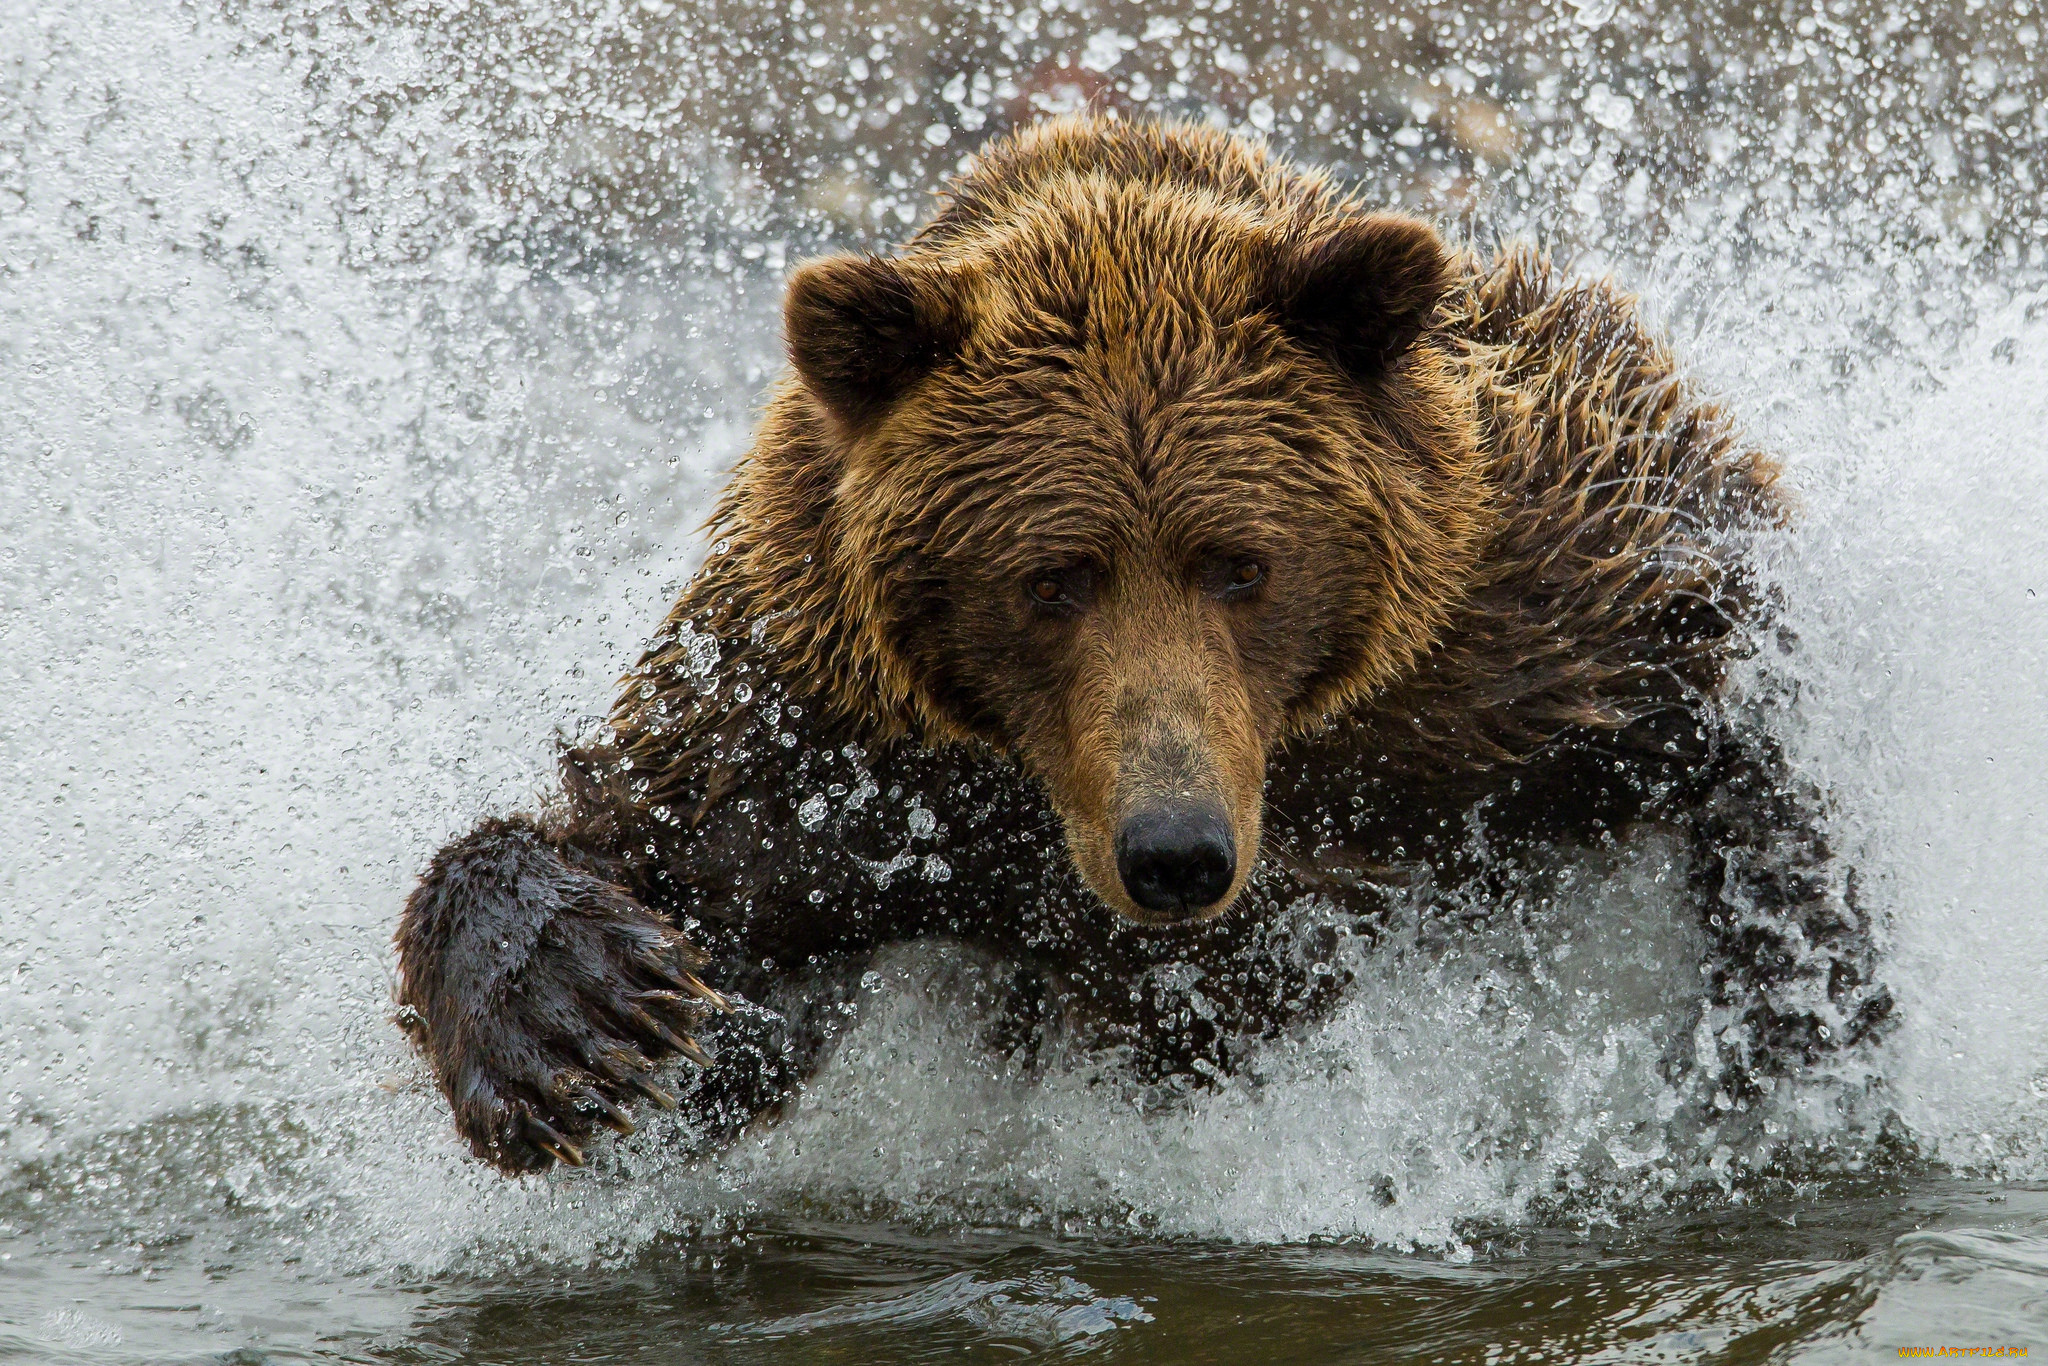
(8, 1173, 2047, 1360)
(4, 0, 2047, 1359)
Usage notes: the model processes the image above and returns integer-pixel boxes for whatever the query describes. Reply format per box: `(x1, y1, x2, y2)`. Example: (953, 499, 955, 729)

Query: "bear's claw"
(624, 1075, 678, 1110)
(620, 1003, 706, 1062)
(520, 1113, 586, 1168)
(638, 956, 729, 1009)
(570, 1085, 637, 1135)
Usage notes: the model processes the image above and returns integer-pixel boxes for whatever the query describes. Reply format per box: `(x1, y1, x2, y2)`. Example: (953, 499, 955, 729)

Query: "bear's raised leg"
(1688, 735, 1895, 1097)
(394, 816, 736, 1172)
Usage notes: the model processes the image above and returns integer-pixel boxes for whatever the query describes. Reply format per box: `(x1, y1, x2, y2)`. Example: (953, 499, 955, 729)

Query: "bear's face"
(782, 183, 1486, 924)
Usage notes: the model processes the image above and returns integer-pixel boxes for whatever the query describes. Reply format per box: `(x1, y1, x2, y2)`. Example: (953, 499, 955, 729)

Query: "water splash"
(1, 0, 2044, 1313)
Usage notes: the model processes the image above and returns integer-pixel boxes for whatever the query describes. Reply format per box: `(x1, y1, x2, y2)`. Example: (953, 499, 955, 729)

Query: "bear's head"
(762, 120, 1488, 926)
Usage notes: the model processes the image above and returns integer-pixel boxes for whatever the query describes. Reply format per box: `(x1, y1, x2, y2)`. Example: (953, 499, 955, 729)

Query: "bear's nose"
(1114, 803, 1237, 918)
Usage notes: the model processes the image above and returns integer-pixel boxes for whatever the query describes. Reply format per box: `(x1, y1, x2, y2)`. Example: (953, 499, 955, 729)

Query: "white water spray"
(2, 0, 2044, 1299)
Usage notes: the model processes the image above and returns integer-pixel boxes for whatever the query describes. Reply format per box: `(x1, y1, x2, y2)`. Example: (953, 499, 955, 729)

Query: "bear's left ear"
(1267, 215, 1455, 380)
(784, 253, 966, 434)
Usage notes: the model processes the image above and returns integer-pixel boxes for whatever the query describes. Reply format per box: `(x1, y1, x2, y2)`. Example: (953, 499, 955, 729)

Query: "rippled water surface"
(4, 0, 2047, 1358)
(10, 1175, 2048, 1360)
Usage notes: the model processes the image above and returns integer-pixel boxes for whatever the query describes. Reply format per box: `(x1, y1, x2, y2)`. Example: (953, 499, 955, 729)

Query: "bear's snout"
(1040, 606, 1268, 925)
(1114, 802, 1237, 919)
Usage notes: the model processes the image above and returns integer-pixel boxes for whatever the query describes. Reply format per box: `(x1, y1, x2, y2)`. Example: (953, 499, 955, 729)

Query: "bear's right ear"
(1267, 214, 1456, 380)
(784, 254, 965, 434)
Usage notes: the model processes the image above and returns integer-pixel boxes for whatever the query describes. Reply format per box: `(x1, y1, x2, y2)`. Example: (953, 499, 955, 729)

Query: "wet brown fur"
(395, 118, 1887, 1174)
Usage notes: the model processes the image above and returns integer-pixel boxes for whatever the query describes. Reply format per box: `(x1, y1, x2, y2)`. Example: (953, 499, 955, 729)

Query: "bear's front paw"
(441, 904, 735, 1173)
(397, 827, 744, 1173)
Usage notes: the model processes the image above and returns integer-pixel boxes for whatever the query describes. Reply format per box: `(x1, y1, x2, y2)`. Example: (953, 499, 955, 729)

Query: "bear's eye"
(1028, 574, 1072, 607)
(1024, 565, 1095, 613)
(1224, 560, 1266, 593)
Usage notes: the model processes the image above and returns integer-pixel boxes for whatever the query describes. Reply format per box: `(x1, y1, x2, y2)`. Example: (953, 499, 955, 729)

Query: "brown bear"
(394, 116, 1891, 1174)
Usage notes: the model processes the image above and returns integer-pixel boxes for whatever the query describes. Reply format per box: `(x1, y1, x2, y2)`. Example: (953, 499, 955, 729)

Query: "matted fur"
(395, 118, 1882, 1175)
